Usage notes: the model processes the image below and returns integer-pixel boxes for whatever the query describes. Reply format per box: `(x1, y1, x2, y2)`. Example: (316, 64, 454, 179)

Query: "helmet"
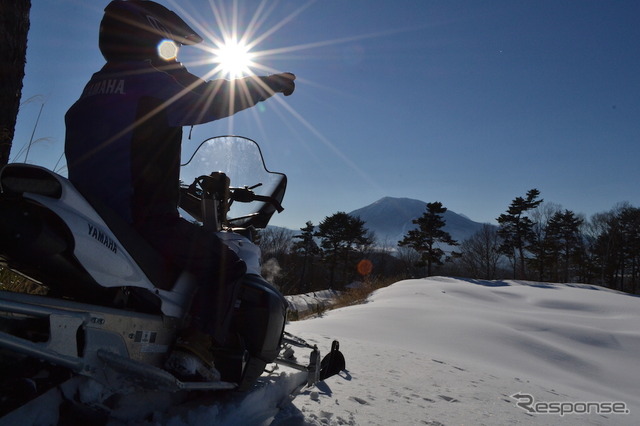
(99, 0, 203, 61)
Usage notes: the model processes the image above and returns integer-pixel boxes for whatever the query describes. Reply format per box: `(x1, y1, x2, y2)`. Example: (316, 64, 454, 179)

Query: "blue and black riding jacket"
(65, 60, 274, 225)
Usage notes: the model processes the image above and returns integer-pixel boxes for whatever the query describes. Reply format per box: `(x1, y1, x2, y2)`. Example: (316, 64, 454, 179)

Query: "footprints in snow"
(432, 359, 466, 372)
(380, 358, 465, 408)
(348, 396, 369, 405)
(298, 341, 472, 425)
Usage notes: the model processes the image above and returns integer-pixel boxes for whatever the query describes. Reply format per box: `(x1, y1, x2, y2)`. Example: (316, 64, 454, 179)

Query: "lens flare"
(158, 40, 179, 61)
(357, 259, 373, 276)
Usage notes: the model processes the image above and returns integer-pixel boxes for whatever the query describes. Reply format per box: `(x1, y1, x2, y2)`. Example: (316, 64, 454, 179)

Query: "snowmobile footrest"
(278, 334, 346, 386)
(276, 346, 321, 387)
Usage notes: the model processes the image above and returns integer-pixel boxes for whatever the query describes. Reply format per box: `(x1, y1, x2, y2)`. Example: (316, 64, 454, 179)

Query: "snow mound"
(287, 277, 640, 425)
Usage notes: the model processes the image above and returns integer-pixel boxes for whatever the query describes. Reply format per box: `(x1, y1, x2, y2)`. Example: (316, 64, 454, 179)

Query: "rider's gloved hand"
(266, 73, 296, 96)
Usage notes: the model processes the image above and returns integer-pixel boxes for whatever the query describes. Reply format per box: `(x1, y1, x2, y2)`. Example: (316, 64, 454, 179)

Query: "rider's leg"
(137, 218, 246, 380)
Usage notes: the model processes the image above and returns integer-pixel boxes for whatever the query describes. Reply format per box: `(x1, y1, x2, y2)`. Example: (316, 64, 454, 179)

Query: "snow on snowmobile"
(0, 135, 345, 420)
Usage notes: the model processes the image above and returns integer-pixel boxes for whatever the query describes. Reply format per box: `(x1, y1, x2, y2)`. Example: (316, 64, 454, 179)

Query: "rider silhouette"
(64, 0, 295, 381)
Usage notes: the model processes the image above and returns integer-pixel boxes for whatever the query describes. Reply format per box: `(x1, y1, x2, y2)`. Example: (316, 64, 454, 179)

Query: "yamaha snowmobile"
(0, 135, 345, 420)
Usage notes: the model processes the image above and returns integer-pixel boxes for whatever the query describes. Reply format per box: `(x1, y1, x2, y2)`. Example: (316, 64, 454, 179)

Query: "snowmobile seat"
(0, 165, 107, 299)
(0, 164, 181, 293)
(79, 190, 182, 291)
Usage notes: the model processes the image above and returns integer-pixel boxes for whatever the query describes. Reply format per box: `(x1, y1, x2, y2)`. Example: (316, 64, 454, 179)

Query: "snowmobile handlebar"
(230, 186, 284, 213)
(194, 173, 283, 213)
(179, 173, 284, 231)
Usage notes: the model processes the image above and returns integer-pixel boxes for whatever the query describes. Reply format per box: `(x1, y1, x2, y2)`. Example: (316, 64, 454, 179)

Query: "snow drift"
(287, 277, 640, 425)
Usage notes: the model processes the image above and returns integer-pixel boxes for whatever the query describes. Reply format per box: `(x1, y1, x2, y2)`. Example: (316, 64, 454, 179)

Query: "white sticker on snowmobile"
(134, 330, 157, 343)
(134, 331, 169, 353)
(140, 344, 169, 353)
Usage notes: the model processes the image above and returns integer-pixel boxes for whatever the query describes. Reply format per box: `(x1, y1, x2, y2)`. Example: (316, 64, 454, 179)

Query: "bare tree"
(459, 224, 502, 279)
(395, 245, 421, 277)
(258, 226, 294, 259)
(0, 0, 32, 166)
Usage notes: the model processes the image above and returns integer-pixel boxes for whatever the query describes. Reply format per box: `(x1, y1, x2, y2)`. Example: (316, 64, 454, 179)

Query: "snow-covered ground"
(286, 277, 640, 426)
(7, 276, 640, 425)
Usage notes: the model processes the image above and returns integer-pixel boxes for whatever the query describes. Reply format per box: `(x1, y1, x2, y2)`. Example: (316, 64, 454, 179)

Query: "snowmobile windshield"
(180, 135, 286, 228)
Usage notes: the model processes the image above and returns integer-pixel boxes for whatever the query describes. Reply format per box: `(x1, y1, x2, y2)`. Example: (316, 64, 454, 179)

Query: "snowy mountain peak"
(348, 196, 491, 245)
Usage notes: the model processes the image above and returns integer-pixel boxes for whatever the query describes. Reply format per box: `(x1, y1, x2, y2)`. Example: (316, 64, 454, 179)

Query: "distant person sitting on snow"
(64, 0, 295, 381)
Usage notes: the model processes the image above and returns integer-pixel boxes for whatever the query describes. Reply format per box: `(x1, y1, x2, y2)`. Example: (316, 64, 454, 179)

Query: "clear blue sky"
(13, 0, 640, 230)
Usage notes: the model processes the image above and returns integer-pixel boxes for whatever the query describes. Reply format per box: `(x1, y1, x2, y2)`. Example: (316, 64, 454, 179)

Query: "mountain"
(348, 196, 491, 246)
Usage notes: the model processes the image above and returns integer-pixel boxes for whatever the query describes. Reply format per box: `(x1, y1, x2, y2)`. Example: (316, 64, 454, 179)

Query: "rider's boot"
(166, 266, 245, 382)
(165, 328, 220, 382)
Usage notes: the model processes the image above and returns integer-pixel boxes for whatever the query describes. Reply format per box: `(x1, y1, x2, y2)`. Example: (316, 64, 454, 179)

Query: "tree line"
(492, 189, 640, 294)
(257, 190, 640, 296)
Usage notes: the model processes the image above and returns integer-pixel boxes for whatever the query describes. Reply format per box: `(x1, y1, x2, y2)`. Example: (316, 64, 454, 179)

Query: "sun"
(213, 37, 255, 78)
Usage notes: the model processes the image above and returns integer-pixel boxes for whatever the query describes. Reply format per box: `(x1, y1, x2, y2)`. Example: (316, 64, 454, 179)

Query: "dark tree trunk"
(0, 0, 32, 167)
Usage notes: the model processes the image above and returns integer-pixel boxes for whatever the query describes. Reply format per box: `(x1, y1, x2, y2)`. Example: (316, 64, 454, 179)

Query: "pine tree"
(292, 221, 320, 292)
(398, 202, 458, 276)
(618, 207, 640, 293)
(595, 206, 640, 292)
(315, 212, 372, 288)
(545, 209, 584, 282)
(497, 189, 543, 279)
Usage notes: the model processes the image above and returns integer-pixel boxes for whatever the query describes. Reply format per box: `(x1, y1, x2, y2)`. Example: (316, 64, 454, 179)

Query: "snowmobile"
(0, 135, 345, 420)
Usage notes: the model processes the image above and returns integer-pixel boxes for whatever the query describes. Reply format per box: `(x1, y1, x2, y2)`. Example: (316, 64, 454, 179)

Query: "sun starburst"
(164, 0, 401, 187)
(212, 37, 255, 78)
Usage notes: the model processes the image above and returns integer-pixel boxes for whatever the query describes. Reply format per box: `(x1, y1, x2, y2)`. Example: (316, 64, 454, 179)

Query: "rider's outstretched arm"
(158, 62, 295, 125)
(206, 73, 296, 119)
